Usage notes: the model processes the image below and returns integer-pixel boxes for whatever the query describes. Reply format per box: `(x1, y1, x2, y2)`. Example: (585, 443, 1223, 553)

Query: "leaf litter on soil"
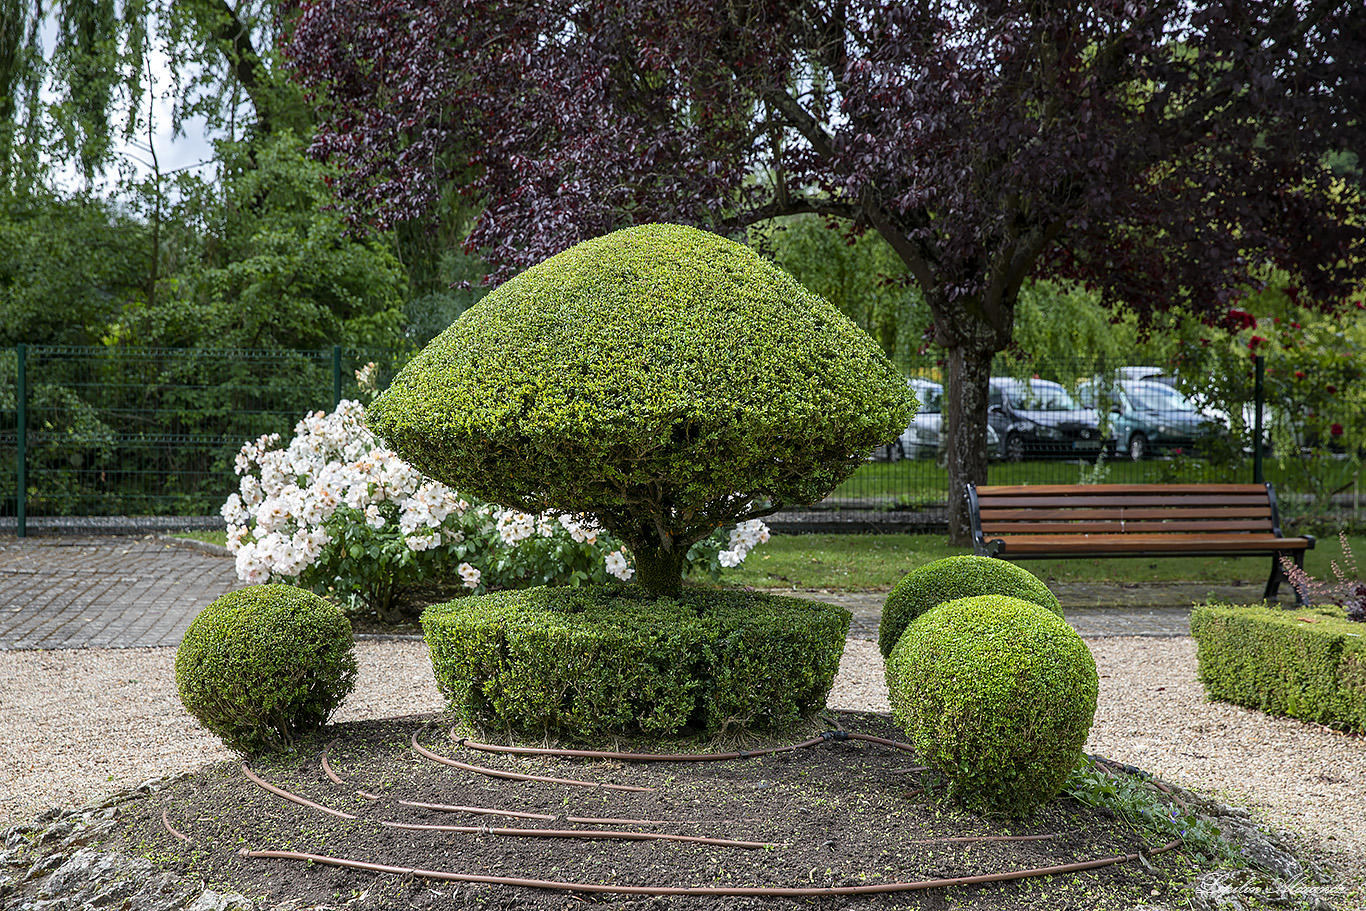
(106, 711, 1205, 910)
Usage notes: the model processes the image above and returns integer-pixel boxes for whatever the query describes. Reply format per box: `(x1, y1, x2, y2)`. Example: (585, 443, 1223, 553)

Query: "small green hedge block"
(879, 555, 1062, 659)
(175, 584, 358, 754)
(421, 585, 851, 739)
(887, 594, 1098, 817)
(1191, 603, 1366, 732)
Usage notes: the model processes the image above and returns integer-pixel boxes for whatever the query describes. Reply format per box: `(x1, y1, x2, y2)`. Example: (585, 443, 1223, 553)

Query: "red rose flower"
(1331, 423, 1344, 436)
(1294, 371, 1306, 380)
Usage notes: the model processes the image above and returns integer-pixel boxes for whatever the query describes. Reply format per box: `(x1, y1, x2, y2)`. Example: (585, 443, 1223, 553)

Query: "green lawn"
(716, 532, 1366, 592)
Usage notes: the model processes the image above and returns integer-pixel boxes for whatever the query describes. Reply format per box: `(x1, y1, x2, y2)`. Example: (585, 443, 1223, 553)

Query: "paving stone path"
(0, 536, 242, 650)
(0, 535, 1295, 650)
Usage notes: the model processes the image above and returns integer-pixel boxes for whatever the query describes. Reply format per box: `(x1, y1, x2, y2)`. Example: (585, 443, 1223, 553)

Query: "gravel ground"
(3, 636, 1364, 900)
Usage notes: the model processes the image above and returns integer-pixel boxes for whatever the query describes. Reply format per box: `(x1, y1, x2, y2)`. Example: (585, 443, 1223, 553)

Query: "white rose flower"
(458, 563, 482, 589)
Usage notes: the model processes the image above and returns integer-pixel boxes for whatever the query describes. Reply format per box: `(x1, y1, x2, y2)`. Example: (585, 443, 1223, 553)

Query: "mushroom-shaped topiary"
(878, 555, 1062, 659)
(886, 594, 1099, 817)
(367, 223, 916, 598)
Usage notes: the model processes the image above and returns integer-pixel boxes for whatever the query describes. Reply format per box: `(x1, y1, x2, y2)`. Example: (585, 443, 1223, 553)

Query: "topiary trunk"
(632, 543, 687, 599)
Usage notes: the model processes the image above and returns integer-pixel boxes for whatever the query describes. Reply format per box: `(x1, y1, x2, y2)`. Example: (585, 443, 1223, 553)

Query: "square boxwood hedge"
(421, 585, 851, 740)
(1191, 603, 1366, 732)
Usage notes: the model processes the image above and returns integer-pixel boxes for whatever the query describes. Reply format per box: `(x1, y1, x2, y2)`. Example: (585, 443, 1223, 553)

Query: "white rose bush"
(223, 389, 769, 622)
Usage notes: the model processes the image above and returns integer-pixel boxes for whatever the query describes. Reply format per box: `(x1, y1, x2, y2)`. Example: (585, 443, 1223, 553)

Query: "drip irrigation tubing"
(242, 763, 357, 820)
(241, 838, 1183, 898)
(243, 763, 760, 849)
(374, 820, 773, 849)
(161, 810, 192, 843)
(412, 733, 655, 792)
(454, 729, 925, 763)
(397, 800, 719, 827)
(322, 740, 344, 785)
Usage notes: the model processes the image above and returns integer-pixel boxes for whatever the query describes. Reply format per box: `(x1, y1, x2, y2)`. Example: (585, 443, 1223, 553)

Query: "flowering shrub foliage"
(1280, 533, 1366, 623)
(222, 395, 768, 621)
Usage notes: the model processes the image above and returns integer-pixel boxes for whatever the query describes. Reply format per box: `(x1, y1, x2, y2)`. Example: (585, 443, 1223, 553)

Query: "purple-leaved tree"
(285, 0, 1366, 541)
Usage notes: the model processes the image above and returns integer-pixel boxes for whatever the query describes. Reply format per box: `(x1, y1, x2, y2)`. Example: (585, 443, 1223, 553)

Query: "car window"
(1127, 382, 1196, 412)
(920, 385, 942, 413)
(1007, 380, 1080, 411)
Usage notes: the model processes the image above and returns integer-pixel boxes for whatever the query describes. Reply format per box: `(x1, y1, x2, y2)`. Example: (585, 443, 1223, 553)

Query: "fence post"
(15, 344, 26, 538)
(1253, 355, 1264, 485)
(333, 346, 343, 409)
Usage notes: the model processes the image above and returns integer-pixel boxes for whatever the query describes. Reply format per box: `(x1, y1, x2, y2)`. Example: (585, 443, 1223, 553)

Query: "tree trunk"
(943, 344, 995, 545)
(632, 544, 687, 599)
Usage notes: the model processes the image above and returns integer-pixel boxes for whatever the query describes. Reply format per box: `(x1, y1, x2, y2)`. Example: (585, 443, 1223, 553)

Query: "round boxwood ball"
(886, 594, 1098, 817)
(878, 555, 1062, 658)
(175, 584, 358, 754)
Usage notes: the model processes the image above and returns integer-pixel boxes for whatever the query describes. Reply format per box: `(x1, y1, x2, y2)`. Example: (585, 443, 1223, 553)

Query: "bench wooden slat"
(981, 520, 1277, 534)
(974, 493, 1273, 509)
(992, 534, 1312, 555)
(974, 483, 1269, 496)
(977, 506, 1273, 522)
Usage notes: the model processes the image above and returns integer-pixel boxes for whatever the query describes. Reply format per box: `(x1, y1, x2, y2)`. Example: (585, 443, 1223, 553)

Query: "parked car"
(1075, 377, 1226, 461)
(893, 379, 999, 460)
(987, 377, 1114, 461)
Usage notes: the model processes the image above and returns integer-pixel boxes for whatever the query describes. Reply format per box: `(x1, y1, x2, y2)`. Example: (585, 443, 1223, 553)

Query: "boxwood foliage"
(367, 223, 916, 598)
(878, 555, 1062, 659)
(175, 584, 358, 754)
(887, 594, 1098, 817)
(1191, 603, 1366, 731)
(422, 586, 851, 739)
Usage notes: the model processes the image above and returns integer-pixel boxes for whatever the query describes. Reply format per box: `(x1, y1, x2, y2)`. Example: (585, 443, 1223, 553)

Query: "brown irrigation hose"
(243, 763, 757, 848)
(398, 800, 713, 827)
(241, 838, 1183, 897)
(242, 763, 358, 820)
(161, 809, 192, 843)
(412, 733, 655, 792)
(321, 740, 344, 784)
(376, 820, 773, 849)
(454, 729, 924, 762)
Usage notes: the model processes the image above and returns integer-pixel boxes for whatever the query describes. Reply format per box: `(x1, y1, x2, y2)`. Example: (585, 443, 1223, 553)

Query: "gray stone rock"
(187, 889, 255, 911)
(37, 848, 153, 898)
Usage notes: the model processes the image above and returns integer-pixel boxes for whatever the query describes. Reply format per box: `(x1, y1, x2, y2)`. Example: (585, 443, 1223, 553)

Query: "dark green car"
(1075, 378, 1226, 461)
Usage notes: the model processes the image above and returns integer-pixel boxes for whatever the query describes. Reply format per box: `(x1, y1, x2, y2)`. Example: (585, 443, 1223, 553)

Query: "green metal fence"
(3, 347, 1357, 536)
(2, 345, 409, 534)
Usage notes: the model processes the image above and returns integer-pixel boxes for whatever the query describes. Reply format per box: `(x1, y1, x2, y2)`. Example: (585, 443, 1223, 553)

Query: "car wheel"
(1127, 433, 1148, 461)
(1005, 433, 1026, 462)
(888, 440, 905, 462)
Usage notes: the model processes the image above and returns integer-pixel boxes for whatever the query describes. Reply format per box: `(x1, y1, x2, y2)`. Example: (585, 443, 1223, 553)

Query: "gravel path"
(3, 637, 1363, 901)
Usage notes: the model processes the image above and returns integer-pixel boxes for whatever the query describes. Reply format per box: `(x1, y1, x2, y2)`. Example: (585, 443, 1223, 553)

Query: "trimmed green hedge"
(422, 585, 851, 739)
(887, 594, 1098, 817)
(1191, 603, 1366, 732)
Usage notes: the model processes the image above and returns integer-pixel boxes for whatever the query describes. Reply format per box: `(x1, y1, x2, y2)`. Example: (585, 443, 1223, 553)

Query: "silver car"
(882, 379, 999, 461)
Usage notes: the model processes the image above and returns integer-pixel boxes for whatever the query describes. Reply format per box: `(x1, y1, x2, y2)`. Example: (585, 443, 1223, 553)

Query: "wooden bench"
(966, 483, 1315, 603)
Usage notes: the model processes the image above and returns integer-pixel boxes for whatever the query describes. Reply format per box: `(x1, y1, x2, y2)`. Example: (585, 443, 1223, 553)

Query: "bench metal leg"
(1264, 552, 1306, 605)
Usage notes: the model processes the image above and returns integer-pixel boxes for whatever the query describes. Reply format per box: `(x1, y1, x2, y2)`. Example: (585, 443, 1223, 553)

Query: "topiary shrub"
(175, 584, 358, 754)
(886, 594, 1098, 817)
(1191, 602, 1366, 731)
(422, 586, 850, 739)
(367, 222, 916, 598)
(878, 555, 1062, 659)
